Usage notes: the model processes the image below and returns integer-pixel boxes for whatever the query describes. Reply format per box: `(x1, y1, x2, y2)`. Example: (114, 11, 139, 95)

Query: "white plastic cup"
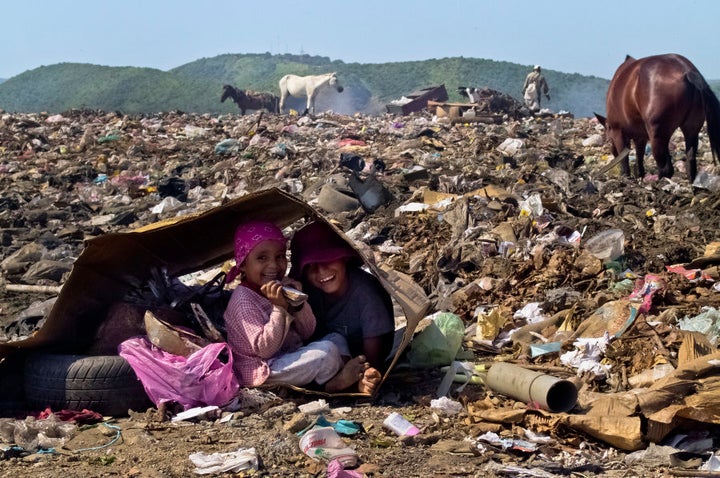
(383, 412, 420, 436)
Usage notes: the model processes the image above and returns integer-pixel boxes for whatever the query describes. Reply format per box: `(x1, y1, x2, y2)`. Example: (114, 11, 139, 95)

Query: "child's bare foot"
(324, 355, 369, 392)
(358, 367, 382, 395)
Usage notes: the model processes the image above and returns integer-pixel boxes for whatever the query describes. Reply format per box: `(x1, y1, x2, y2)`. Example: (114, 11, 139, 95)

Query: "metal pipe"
(485, 362, 577, 413)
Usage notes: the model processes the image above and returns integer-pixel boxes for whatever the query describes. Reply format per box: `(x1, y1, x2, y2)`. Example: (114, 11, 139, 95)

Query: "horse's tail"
(689, 71, 720, 165)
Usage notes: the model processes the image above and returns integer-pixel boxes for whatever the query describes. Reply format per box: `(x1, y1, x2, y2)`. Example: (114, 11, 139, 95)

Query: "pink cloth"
(227, 221, 286, 283)
(224, 285, 316, 386)
(289, 221, 358, 279)
(36, 407, 103, 424)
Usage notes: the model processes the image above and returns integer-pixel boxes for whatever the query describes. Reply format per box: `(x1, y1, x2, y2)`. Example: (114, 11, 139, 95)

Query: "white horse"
(278, 72, 344, 115)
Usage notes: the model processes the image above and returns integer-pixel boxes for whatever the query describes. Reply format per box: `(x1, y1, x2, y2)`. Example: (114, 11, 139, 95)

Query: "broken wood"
(450, 115, 502, 125)
(597, 147, 630, 175)
(669, 470, 720, 477)
(5, 284, 62, 294)
(244, 111, 264, 136)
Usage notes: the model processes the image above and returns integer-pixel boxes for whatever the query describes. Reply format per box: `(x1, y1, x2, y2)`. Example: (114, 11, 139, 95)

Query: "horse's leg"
(634, 138, 647, 178)
(682, 130, 699, 183)
(279, 91, 287, 114)
(649, 133, 674, 179)
(304, 93, 313, 116)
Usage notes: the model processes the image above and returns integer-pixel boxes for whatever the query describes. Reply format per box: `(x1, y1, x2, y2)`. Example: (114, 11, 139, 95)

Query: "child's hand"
(281, 278, 303, 291)
(261, 280, 289, 309)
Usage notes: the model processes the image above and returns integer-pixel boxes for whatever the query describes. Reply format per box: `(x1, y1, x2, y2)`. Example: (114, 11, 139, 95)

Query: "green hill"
(0, 54, 613, 117)
(0, 63, 241, 115)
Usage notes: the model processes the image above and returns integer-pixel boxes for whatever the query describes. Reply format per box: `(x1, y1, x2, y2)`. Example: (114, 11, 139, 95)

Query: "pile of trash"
(458, 86, 530, 118)
(2, 106, 720, 475)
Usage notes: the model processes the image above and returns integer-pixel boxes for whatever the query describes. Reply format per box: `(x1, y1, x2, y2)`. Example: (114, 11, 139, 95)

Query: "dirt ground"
(0, 371, 647, 478)
(1, 107, 720, 477)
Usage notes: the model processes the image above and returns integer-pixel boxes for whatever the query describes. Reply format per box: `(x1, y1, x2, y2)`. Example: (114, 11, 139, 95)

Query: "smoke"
(555, 83, 607, 118)
(312, 84, 385, 115)
(314, 87, 357, 115)
(313, 84, 606, 118)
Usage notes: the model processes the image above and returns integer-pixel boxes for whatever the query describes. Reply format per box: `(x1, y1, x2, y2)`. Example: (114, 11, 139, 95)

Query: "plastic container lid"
(584, 229, 625, 262)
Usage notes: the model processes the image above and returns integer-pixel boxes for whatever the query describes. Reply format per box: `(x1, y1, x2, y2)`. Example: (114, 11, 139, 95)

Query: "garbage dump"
(1, 106, 720, 476)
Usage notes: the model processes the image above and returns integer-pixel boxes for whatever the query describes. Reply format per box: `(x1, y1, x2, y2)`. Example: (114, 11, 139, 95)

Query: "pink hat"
(227, 220, 286, 283)
(289, 221, 359, 279)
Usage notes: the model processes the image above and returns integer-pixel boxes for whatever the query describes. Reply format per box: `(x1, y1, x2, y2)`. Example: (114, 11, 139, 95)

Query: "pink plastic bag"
(119, 336, 239, 410)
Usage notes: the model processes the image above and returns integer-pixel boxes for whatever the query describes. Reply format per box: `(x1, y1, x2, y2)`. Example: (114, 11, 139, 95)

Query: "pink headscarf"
(289, 221, 359, 279)
(226, 220, 286, 283)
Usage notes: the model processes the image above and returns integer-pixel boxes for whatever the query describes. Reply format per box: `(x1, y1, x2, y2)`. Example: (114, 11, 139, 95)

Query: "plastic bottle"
(383, 412, 420, 436)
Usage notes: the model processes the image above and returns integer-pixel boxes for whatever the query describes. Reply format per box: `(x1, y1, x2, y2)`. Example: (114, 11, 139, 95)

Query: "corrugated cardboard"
(1, 187, 430, 396)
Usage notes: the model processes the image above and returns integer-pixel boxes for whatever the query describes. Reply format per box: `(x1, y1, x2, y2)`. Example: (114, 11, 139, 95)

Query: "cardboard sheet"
(1, 187, 431, 396)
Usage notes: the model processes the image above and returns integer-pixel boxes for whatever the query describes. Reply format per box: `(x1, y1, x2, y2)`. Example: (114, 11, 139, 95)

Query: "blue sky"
(3, 0, 719, 80)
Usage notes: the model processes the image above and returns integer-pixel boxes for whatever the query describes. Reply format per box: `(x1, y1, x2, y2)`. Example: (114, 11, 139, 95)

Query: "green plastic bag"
(407, 312, 464, 368)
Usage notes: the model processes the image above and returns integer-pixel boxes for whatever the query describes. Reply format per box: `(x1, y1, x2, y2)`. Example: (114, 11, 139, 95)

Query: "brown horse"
(220, 85, 279, 115)
(595, 54, 720, 183)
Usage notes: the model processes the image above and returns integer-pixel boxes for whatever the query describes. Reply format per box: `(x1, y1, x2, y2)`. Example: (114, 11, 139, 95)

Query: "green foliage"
(0, 55, 614, 117)
(708, 80, 720, 98)
(0, 63, 238, 114)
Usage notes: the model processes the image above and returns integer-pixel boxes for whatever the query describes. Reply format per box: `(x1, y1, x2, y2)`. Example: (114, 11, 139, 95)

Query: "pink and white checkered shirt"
(224, 285, 315, 386)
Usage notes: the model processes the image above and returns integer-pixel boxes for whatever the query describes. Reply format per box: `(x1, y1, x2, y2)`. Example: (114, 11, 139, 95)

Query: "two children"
(223, 220, 381, 394)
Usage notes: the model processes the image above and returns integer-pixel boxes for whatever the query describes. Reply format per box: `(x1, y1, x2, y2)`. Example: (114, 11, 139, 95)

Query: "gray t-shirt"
(308, 267, 394, 357)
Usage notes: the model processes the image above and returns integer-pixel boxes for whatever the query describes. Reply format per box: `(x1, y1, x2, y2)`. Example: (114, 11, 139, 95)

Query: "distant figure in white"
(522, 65, 550, 112)
(278, 72, 344, 116)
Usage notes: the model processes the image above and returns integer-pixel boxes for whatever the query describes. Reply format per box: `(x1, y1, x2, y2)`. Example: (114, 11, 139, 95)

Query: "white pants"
(265, 334, 346, 386)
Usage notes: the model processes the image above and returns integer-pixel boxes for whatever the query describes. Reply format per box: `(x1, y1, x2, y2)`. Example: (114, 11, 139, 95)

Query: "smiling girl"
(290, 221, 394, 389)
(223, 220, 371, 392)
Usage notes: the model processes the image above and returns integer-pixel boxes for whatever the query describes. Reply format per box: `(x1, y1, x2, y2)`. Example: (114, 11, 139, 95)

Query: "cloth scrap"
(189, 447, 258, 475)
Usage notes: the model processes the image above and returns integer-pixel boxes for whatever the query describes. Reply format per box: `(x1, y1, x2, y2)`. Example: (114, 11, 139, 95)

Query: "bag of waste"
(119, 336, 239, 410)
(407, 312, 464, 367)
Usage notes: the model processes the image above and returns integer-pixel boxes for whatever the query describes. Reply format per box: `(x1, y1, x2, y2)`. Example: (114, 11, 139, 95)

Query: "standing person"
(289, 221, 395, 378)
(223, 220, 377, 393)
(523, 65, 551, 112)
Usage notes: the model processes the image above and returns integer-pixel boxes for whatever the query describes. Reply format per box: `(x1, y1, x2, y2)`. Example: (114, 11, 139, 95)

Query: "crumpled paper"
(189, 447, 258, 474)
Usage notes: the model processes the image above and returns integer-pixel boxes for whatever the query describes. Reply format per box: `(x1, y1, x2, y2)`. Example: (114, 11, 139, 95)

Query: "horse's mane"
(221, 85, 252, 103)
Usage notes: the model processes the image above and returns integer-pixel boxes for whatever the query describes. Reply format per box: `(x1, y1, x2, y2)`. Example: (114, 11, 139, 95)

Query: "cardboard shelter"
(0, 187, 431, 394)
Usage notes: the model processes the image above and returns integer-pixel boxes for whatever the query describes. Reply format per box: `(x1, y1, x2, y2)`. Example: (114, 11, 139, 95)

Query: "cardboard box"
(428, 101, 503, 124)
(386, 85, 449, 115)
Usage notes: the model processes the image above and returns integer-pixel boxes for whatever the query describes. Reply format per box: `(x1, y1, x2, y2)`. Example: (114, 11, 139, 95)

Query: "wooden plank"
(597, 147, 631, 175)
(428, 100, 475, 108)
(450, 115, 502, 125)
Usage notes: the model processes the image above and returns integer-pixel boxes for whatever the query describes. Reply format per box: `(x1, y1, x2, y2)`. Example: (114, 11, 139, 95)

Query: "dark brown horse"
(595, 54, 720, 183)
(220, 85, 279, 115)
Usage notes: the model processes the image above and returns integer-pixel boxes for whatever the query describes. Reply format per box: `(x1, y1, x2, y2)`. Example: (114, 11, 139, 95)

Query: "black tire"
(24, 353, 152, 416)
